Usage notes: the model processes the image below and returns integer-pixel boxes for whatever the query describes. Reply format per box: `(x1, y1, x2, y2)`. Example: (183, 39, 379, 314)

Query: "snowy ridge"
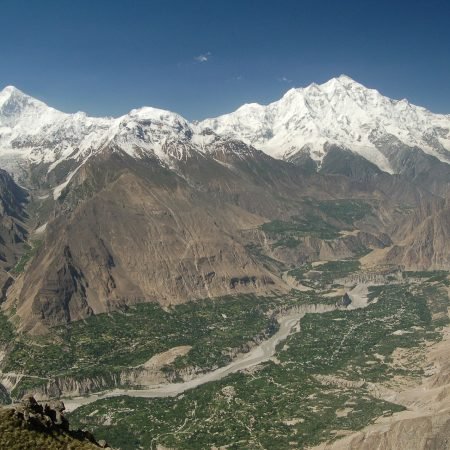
(1, 77, 450, 197)
(200, 75, 450, 173)
(0, 87, 255, 197)
(0, 86, 111, 178)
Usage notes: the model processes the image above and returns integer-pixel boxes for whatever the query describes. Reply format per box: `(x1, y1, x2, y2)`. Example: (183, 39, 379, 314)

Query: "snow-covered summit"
(0, 85, 113, 176)
(2, 77, 450, 193)
(200, 75, 450, 172)
(0, 85, 62, 128)
(0, 86, 252, 192)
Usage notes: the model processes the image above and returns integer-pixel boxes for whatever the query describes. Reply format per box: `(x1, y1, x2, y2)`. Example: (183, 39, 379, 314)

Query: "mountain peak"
(336, 74, 357, 83)
(0, 84, 49, 108)
(1, 85, 19, 94)
(0, 85, 20, 103)
(128, 106, 188, 123)
(0, 85, 56, 128)
(0, 85, 31, 102)
(200, 76, 450, 172)
(319, 75, 365, 92)
(279, 75, 365, 103)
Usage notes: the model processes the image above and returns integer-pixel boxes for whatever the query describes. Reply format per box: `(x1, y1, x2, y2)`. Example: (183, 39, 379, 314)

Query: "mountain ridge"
(200, 75, 450, 172)
(2, 75, 450, 195)
(0, 84, 268, 197)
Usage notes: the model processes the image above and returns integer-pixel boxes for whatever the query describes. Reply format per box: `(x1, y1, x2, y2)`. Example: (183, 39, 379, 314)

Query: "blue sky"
(1, 0, 449, 119)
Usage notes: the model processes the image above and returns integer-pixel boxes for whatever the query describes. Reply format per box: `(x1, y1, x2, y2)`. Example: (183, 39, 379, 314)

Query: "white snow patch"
(53, 170, 77, 200)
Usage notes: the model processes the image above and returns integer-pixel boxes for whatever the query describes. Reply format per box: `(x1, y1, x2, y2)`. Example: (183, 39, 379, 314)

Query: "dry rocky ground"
(314, 304, 450, 450)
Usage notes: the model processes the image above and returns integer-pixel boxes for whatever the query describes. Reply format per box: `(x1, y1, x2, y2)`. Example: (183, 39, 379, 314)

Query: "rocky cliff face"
(0, 169, 28, 299)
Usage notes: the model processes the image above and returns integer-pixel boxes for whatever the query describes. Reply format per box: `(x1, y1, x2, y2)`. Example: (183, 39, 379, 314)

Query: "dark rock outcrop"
(11, 396, 111, 448)
(336, 292, 352, 308)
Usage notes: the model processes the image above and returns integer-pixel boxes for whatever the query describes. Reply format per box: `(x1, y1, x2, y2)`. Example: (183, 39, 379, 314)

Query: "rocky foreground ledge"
(0, 395, 111, 449)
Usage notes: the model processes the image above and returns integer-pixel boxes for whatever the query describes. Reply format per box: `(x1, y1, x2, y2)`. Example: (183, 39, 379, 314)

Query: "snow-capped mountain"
(3, 78, 450, 338)
(0, 86, 254, 197)
(0, 86, 111, 175)
(200, 75, 450, 173)
(2, 76, 450, 197)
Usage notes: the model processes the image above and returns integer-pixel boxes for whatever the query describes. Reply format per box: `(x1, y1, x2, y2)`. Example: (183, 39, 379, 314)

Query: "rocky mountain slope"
(1, 78, 450, 450)
(0, 169, 28, 298)
(1, 79, 450, 334)
(314, 284, 450, 450)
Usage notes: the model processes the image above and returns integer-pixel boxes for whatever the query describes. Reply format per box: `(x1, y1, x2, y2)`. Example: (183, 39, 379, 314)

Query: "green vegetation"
(0, 309, 14, 346)
(0, 409, 98, 450)
(280, 283, 445, 382)
(288, 259, 360, 289)
(4, 295, 289, 397)
(0, 311, 14, 405)
(0, 386, 11, 405)
(69, 375, 403, 450)
(405, 270, 449, 284)
(261, 214, 340, 244)
(69, 273, 450, 450)
(244, 242, 289, 272)
(313, 199, 373, 225)
(11, 240, 42, 274)
(257, 199, 373, 252)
